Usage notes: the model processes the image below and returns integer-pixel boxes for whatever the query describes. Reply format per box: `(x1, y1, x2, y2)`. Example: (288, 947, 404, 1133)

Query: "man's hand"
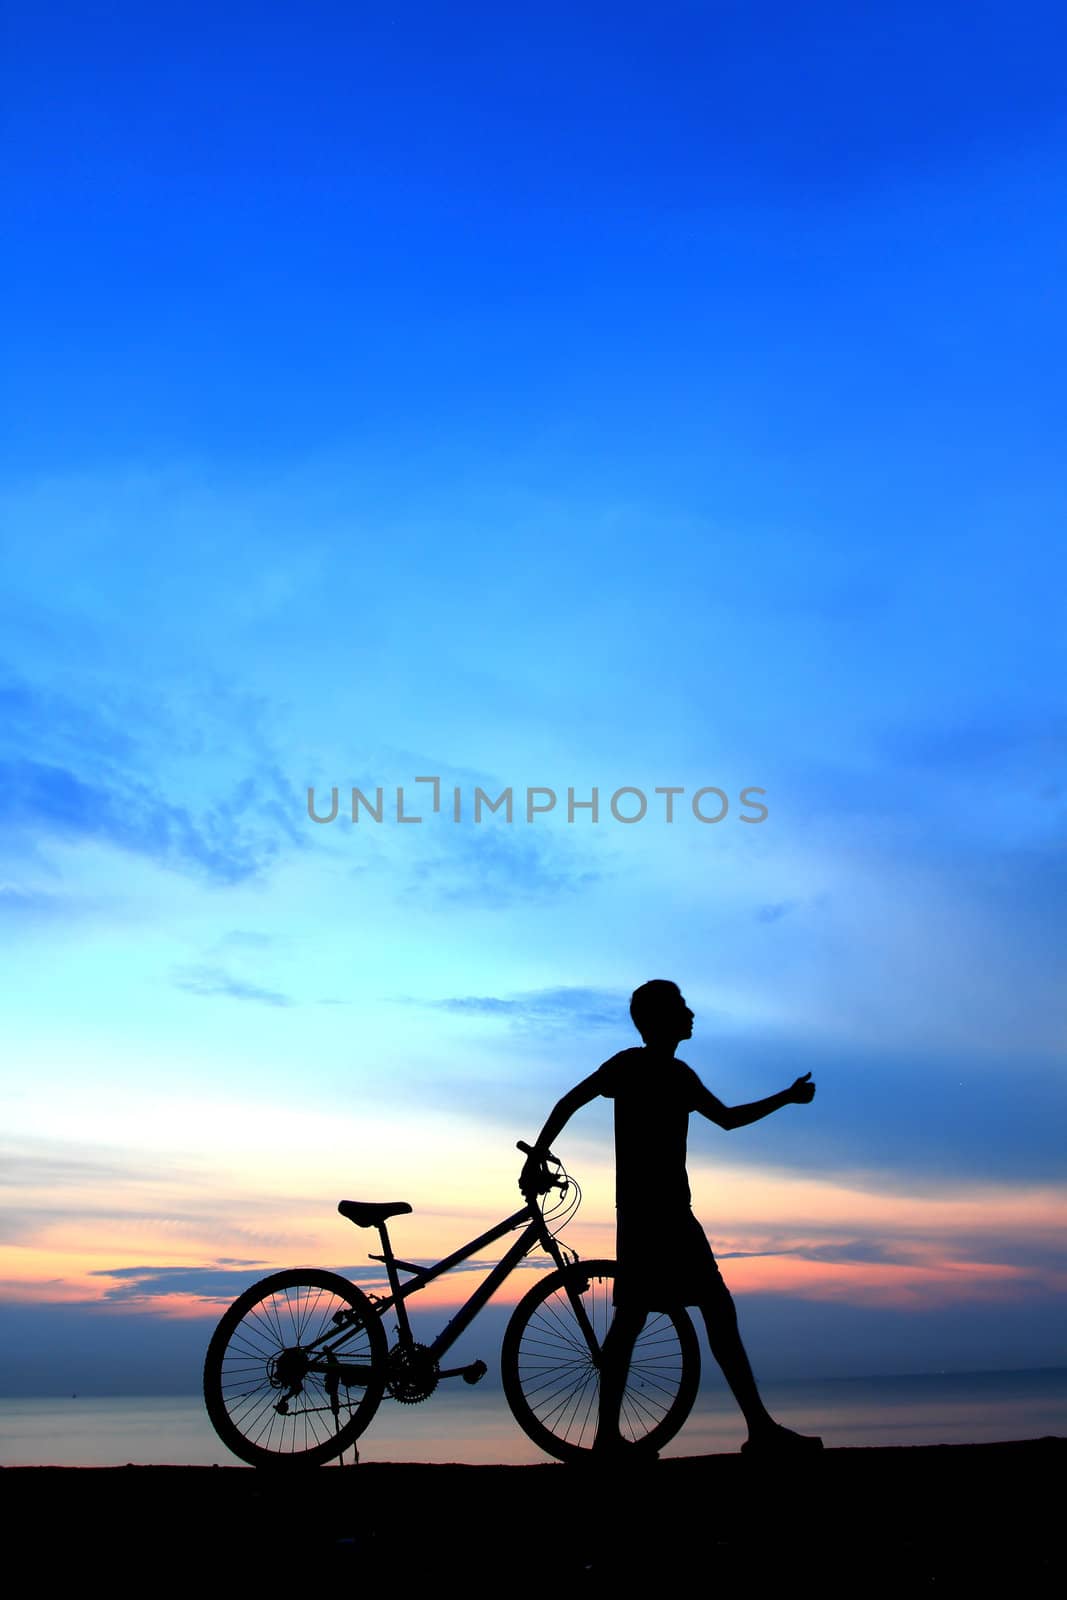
(788, 1071, 815, 1104)
(519, 1150, 552, 1198)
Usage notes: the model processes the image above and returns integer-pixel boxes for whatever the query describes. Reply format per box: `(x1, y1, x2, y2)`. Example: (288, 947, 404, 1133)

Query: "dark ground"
(4, 1438, 1063, 1593)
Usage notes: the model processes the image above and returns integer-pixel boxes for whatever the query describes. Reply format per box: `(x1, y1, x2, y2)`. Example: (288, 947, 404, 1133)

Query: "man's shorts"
(612, 1207, 732, 1314)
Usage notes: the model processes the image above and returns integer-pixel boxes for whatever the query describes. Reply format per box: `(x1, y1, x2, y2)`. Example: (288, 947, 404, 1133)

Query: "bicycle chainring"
(386, 1342, 439, 1404)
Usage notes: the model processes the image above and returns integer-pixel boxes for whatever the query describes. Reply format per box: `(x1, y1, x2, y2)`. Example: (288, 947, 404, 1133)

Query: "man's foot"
(589, 1432, 659, 1465)
(741, 1421, 823, 1455)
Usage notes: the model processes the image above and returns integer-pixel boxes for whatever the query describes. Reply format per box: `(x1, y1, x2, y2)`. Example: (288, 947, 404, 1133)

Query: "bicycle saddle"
(338, 1200, 413, 1228)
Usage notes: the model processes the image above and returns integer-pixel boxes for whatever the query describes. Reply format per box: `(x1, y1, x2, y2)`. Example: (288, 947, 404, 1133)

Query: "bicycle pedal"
(462, 1360, 488, 1385)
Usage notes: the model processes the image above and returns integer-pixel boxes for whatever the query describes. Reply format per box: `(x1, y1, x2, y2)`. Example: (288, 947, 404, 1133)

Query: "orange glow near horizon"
(5, 1154, 1065, 1320)
(6, 1104, 1066, 1322)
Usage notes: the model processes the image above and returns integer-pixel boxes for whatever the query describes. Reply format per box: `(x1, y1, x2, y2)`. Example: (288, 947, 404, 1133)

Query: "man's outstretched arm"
(692, 1071, 815, 1131)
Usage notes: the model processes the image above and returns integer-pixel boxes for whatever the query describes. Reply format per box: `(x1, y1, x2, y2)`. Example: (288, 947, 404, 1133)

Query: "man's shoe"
(741, 1423, 823, 1455)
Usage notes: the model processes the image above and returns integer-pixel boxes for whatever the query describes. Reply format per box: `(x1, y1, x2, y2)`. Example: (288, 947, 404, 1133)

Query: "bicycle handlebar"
(516, 1139, 560, 1165)
(516, 1140, 565, 1197)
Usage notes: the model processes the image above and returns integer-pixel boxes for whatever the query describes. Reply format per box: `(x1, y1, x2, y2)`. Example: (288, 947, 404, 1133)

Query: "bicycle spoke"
(531, 1298, 594, 1358)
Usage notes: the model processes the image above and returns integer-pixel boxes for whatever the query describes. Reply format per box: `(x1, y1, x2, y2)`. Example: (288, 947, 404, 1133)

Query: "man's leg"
(697, 1275, 774, 1433)
(699, 1272, 822, 1450)
(595, 1303, 647, 1448)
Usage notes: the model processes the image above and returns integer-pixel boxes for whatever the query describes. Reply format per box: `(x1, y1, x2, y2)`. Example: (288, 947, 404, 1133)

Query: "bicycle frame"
(374, 1202, 563, 1363)
(304, 1194, 591, 1379)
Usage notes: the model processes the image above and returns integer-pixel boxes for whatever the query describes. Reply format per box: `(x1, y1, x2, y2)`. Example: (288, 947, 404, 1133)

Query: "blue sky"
(2, 0, 1065, 1403)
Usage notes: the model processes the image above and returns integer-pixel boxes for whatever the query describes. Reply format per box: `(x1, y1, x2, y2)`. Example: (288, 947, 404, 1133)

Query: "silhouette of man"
(521, 978, 823, 1456)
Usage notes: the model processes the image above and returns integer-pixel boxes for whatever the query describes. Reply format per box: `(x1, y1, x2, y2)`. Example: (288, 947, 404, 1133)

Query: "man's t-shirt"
(591, 1046, 703, 1216)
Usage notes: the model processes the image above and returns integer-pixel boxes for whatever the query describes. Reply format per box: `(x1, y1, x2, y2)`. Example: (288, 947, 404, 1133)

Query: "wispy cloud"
(171, 963, 294, 1007)
(0, 755, 300, 886)
(718, 1239, 895, 1264)
(0, 674, 137, 762)
(756, 900, 797, 923)
(400, 825, 601, 908)
(0, 670, 305, 887)
(0, 886, 86, 919)
(216, 929, 275, 950)
(88, 1254, 554, 1306)
(0, 1138, 182, 1190)
(415, 985, 626, 1032)
(90, 1262, 277, 1303)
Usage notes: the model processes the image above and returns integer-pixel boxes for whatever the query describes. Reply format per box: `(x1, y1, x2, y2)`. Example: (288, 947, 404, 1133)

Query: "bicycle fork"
(538, 1235, 604, 1368)
(561, 1266, 604, 1368)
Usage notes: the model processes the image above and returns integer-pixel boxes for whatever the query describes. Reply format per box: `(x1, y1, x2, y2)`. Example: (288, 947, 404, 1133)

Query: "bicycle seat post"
(373, 1220, 414, 1345)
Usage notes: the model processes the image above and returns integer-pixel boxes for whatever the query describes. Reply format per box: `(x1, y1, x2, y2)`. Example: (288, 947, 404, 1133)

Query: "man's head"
(629, 979, 694, 1049)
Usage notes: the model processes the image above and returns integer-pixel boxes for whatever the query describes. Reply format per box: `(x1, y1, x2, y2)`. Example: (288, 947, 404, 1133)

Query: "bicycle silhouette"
(203, 1144, 700, 1465)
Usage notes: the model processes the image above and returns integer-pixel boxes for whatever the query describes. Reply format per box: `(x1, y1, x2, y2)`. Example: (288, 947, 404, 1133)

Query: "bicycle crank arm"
(437, 1359, 488, 1385)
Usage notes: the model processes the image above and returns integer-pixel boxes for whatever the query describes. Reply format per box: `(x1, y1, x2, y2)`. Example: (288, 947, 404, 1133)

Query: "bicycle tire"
(501, 1259, 700, 1462)
(203, 1269, 387, 1467)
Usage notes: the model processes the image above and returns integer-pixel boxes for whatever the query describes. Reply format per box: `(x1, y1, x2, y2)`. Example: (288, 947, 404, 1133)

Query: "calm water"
(4, 1369, 1065, 1467)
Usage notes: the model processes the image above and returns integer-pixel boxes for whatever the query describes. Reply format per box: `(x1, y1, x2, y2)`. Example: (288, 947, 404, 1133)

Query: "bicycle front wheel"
(501, 1259, 700, 1462)
(204, 1269, 386, 1467)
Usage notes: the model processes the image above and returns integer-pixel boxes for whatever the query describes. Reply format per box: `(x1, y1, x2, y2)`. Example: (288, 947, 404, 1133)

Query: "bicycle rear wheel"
(501, 1259, 699, 1462)
(203, 1269, 386, 1467)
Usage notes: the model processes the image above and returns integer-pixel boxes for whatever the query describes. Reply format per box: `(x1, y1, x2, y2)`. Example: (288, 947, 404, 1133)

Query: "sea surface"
(3, 1368, 1065, 1467)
